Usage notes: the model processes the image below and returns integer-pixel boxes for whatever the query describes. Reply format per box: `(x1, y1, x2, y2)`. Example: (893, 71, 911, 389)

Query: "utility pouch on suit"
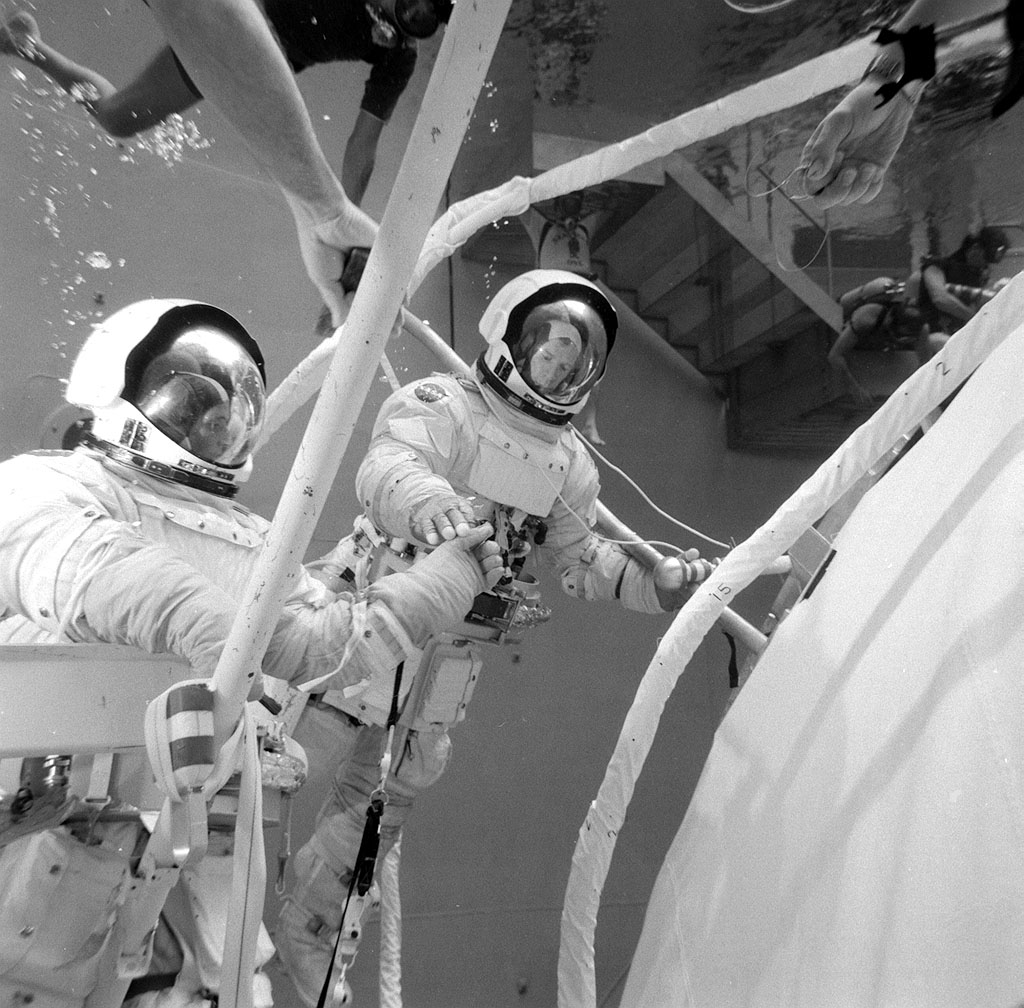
(399, 639, 483, 733)
(0, 829, 129, 1007)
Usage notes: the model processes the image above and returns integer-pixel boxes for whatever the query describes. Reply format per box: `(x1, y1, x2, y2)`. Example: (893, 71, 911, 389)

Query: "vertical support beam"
(175, 6, 510, 1008)
(209, 0, 510, 785)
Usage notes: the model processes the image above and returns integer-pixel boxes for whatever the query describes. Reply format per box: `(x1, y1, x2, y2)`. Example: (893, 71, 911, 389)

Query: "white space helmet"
(475, 269, 617, 425)
(66, 299, 266, 497)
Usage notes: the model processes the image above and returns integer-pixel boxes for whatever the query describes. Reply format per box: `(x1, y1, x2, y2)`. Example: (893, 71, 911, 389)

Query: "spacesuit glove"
(409, 493, 479, 546)
(653, 548, 717, 611)
(367, 523, 498, 645)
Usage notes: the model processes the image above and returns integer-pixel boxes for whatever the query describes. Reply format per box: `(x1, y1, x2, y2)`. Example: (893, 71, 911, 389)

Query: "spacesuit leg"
(158, 845, 277, 1008)
(0, 827, 133, 1008)
(276, 724, 450, 1006)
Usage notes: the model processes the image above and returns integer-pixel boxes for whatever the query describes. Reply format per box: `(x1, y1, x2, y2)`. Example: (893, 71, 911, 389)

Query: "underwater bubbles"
(114, 113, 212, 168)
(83, 251, 111, 270)
(7, 67, 215, 344)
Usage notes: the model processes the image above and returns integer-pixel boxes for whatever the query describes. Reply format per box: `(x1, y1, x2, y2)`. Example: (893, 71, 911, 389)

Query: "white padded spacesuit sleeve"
(74, 538, 238, 673)
(0, 463, 461, 690)
(69, 527, 477, 690)
(356, 440, 462, 541)
(512, 441, 662, 615)
(559, 540, 663, 614)
(366, 538, 486, 643)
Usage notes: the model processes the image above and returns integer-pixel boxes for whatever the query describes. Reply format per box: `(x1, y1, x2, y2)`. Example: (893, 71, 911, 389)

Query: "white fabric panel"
(559, 276, 1024, 1008)
(621, 321, 1024, 1007)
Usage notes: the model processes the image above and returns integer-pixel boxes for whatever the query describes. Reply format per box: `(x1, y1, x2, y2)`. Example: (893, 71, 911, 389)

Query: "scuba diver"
(915, 226, 1009, 342)
(827, 228, 1008, 404)
(0, 0, 452, 326)
(0, 0, 450, 204)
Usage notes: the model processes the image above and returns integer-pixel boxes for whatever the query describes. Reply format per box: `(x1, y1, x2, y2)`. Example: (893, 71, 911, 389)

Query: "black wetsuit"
(917, 254, 987, 335)
(172, 0, 417, 122)
(851, 300, 924, 352)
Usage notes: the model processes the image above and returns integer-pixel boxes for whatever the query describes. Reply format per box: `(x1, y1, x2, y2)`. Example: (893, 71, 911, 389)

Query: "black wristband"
(867, 24, 936, 107)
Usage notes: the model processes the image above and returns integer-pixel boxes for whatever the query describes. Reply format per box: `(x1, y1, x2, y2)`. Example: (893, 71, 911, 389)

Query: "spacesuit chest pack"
(465, 414, 571, 517)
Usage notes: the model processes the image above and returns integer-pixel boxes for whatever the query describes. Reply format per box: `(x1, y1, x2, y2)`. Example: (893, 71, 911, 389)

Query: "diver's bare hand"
(798, 79, 921, 211)
(290, 199, 378, 327)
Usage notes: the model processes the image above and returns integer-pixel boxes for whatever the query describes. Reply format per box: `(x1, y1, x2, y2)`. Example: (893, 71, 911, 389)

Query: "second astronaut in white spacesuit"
(276, 269, 699, 1003)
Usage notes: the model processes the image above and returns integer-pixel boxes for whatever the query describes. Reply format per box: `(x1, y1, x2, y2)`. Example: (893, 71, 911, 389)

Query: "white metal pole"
(205, 5, 512, 1007)
(209, 0, 511, 740)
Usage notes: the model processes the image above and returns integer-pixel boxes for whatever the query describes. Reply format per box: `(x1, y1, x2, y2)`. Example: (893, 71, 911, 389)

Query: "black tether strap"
(994, 0, 1024, 118)
(315, 662, 404, 1008)
(871, 24, 936, 107)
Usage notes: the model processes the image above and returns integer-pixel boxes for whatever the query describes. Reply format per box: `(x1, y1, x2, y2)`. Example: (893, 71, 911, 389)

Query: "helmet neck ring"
(476, 358, 576, 426)
(81, 431, 241, 498)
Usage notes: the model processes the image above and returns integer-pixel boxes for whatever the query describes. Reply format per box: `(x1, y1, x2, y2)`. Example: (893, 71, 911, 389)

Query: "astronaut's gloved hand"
(653, 548, 716, 611)
(467, 528, 506, 590)
(370, 523, 498, 643)
(409, 493, 478, 546)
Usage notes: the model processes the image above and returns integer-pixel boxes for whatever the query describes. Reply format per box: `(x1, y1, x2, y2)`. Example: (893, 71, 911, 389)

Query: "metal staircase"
(587, 160, 881, 456)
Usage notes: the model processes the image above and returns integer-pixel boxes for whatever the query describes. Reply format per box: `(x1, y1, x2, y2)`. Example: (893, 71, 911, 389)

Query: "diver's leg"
(0, 13, 199, 138)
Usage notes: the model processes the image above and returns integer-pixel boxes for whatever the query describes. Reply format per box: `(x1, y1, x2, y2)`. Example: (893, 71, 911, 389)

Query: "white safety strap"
(85, 752, 115, 802)
(144, 681, 246, 804)
(295, 601, 369, 696)
(144, 682, 263, 1008)
(219, 707, 265, 1008)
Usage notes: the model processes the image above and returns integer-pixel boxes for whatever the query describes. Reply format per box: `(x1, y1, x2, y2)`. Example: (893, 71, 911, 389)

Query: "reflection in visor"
(139, 371, 227, 447)
(135, 328, 265, 467)
(183, 385, 260, 466)
(512, 299, 607, 404)
(523, 321, 583, 395)
(394, 0, 441, 38)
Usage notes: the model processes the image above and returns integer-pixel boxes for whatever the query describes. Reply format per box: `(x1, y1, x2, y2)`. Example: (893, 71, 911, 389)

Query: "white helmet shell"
(67, 299, 266, 496)
(476, 269, 617, 425)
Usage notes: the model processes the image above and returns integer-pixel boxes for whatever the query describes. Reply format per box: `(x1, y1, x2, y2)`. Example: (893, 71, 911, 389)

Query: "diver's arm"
(799, 0, 1006, 210)
(145, 0, 339, 214)
(922, 265, 975, 324)
(894, 0, 1004, 33)
(828, 321, 875, 405)
(342, 109, 385, 206)
(145, 0, 377, 323)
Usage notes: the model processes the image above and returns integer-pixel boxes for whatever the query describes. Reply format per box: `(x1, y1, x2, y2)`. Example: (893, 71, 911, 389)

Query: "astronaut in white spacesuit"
(275, 269, 701, 1004)
(0, 299, 501, 1008)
